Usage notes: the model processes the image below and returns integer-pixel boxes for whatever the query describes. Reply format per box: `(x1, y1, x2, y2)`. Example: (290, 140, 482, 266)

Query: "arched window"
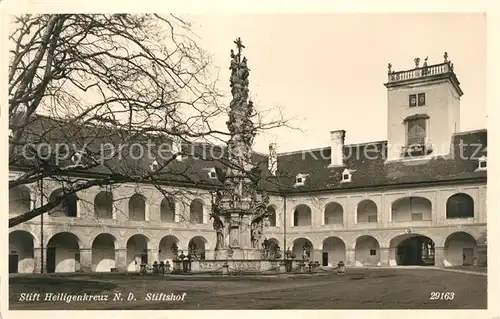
(446, 193, 474, 219)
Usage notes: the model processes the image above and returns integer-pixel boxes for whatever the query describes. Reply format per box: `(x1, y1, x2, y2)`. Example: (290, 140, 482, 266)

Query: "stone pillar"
(434, 247, 445, 267)
(33, 248, 46, 273)
(115, 249, 128, 272)
(79, 248, 93, 272)
(312, 249, 322, 263)
(476, 244, 487, 267)
(148, 249, 159, 264)
(379, 247, 390, 266)
(345, 249, 356, 267)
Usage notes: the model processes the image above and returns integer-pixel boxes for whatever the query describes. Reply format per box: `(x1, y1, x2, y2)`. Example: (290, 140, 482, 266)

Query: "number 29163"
(429, 292, 455, 300)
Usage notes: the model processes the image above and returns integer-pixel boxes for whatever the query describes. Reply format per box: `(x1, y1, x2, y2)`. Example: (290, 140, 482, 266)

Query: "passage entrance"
(396, 236, 435, 266)
(9, 254, 19, 273)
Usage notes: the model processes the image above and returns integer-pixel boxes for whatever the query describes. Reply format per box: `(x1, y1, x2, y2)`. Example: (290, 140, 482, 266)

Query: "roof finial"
(414, 57, 420, 68)
(444, 52, 448, 63)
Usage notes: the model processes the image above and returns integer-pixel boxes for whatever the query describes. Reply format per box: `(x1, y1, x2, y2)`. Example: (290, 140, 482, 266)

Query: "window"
(370, 249, 376, 256)
(294, 174, 308, 187)
(149, 160, 159, 172)
(409, 94, 417, 107)
(418, 93, 426, 106)
(208, 168, 217, 179)
(341, 168, 351, 182)
(411, 213, 423, 221)
(407, 118, 426, 145)
(368, 215, 377, 223)
(297, 177, 303, 184)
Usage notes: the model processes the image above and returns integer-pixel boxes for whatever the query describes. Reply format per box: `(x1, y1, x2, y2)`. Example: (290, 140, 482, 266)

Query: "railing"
(387, 62, 453, 83)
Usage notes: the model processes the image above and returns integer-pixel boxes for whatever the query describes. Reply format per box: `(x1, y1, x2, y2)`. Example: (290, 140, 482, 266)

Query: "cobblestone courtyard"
(9, 268, 486, 310)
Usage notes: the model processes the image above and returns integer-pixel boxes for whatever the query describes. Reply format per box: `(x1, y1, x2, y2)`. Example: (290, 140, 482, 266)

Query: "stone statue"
(210, 190, 225, 250)
(387, 63, 392, 74)
(444, 52, 448, 62)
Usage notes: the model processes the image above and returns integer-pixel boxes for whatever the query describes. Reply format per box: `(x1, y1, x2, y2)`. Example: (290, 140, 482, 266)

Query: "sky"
(183, 13, 487, 154)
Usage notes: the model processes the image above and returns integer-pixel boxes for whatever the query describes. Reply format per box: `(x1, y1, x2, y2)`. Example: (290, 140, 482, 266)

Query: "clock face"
(419, 96, 425, 103)
(411, 98, 416, 104)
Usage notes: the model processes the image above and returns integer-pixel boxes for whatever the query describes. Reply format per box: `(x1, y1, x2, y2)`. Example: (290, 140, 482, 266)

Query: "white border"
(1, 1, 498, 319)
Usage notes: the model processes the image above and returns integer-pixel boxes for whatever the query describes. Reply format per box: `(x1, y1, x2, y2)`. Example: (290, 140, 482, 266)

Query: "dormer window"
(477, 156, 487, 171)
(341, 168, 352, 182)
(71, 152, 82, 164)
(208, 168, 217, 179)
(149, 159, 159, 172)
(294, 173, 308, 187)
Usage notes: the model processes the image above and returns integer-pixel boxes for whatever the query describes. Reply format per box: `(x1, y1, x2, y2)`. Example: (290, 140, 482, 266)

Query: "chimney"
(171, 137, 183, 161)
(268, 142, 278, 175)
(329, 130, 345, 167)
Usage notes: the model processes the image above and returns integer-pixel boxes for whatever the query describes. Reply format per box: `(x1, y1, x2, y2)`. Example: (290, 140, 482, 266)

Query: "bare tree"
(8, 13, 289, 228)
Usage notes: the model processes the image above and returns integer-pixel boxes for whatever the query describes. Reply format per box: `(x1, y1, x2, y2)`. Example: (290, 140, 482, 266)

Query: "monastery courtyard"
(9, 268, 486, 310)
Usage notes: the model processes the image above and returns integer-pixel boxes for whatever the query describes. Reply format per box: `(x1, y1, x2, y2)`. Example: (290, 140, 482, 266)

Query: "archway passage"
(48, 189, 78, 217)
(324, 202, 343, 225)
(188, 236, 207, 260)
(292, 238, 313, 260)
(94, 191, 113, 219)
(91, 233, 116, 272)
(9, 185, 31, 216)
(9, 231, 35, 273)
(293, 204, 312, 226)
(357, 200, 377, 223)
(159, 235, 179, 264)
(322, 237, 346, 267)
(190, 199, 204, 224)
(445, 232, 477, 266)
(355, 235, 380, 266)
(126, 234, 149, 272)
(391, 197, 432, 222)
(46, 232, 81, 273)
(392, 235, 435, 266)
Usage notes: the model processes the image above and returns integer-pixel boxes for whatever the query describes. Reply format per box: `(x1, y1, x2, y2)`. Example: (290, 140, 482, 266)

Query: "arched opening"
(48, 189, 78, 217)
(293, 204, 312, 226)
(189, 199, 204, 224)
(188, 236, 207, 260)
(446, 193, 474, 219)
(159, 235, 179, 264)
(266, 206, 277, 227)
(161, 197, 176, 222)
(391, 197, 432, 222)
(9, 231, 35, 273)
(355, 235, 380, 266)
(94, 191, 113, 220)
(444, 232, 478, 266)
(322, 237, 346, 267)
(9, 185, 31, 216)
(91, 233, 116, 272)
(129, 194, 146, 221)
(292, 238, 313, 260)
(324, 202, 343, 225)
(357, 200, 377, 223)
(46, 232, 81, 273)
(126, 234, 149, 271)
(390, 234, 435, 266)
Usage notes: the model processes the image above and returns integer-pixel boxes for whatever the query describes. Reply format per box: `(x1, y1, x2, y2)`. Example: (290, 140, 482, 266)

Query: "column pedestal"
(115, 249, 127, 272)
(33, 248, 46, 273)
(346, 249, 356, 267)
(379, 247, 390, 266)
(79, 248, 93, 272)
(434, 247, 445, 267)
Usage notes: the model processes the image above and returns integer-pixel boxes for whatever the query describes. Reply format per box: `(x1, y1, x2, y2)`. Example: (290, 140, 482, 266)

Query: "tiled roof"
(269, 129, 487, 193)
(10, 115, 487, 194)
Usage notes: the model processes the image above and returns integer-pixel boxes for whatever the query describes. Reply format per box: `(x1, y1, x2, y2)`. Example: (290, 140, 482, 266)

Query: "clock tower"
(384, 53, 463, 161)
